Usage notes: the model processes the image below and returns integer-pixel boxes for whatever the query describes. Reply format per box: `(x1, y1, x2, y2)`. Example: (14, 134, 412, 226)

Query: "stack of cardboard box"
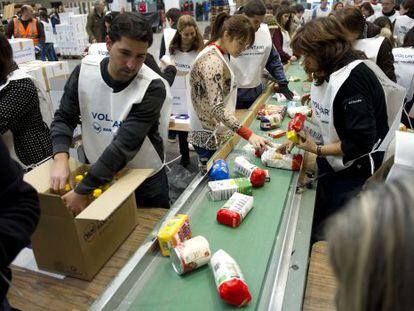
(55, 13, 89, 56)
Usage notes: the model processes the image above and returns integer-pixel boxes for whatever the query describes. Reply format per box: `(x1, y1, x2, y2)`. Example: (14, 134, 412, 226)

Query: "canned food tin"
(171, 236, 211, 275)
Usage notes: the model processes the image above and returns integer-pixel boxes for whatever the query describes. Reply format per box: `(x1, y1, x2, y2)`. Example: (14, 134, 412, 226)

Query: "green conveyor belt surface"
(124, 63, 307, 311)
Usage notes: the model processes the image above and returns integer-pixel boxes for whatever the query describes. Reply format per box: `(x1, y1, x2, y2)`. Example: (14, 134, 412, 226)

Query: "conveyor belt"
(91, 63, 312, 311)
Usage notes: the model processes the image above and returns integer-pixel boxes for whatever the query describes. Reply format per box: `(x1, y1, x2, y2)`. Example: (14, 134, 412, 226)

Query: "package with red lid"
(216, 192, 254, 228)
(210, 249, 252, 307)
(234, 156, 266, 187)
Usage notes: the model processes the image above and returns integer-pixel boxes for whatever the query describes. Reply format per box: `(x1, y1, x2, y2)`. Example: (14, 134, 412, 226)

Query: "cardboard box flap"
(76, 169, 153, 221)
(24, 159, 82, 193)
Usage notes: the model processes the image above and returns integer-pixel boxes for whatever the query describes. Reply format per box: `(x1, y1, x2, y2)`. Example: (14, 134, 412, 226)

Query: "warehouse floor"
(64, 23, 211, 204)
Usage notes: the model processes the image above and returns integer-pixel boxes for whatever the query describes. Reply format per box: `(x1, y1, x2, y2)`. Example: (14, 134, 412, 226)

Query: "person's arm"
(198, 54, 255, 142)
(85, 13, 96, 43)
(36, 20, 45, 44)
(75, 79, 166, 194)
(272, 28, 291, 63)
(159, 35, 166, 60)
(144, 53, 177, 86)
(6, 20, 14, 39)
(0, 79, 39, 135)
(265, 46, 288, 85)
(50, 65, 82, 156)
(0, 138, 40, 269)
(376, 38, 397, 82)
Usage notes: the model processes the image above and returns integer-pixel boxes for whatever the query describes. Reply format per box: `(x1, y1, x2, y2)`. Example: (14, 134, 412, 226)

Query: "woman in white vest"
(394, 28, 414, 126)
(394, 0, 414, 46)
(0, 34, 52, 168)
(188, 13, 270, 172)
(273, 6, 297, 64)
(50, 13, 172, 214)
(164, 15, 204, 166)
(282, 18, 405, 237)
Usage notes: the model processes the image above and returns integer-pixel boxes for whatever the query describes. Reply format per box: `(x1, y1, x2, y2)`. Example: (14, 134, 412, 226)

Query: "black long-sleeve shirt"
(6, 17, 45, 44)
(0, 137, 40, 301)
(51, 57, 167, 194)
(333, 62, 388, 171)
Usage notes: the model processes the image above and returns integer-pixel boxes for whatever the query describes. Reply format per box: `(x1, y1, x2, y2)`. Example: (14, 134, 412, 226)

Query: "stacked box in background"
(8, 38, 36, 64)
(19, 60, 70, 92)
(55, 14, 89, 56)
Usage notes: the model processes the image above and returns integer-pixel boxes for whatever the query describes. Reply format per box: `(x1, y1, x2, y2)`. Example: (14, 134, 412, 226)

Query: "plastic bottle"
(75, 175, 84, 185)
(92, 188, 102, 199)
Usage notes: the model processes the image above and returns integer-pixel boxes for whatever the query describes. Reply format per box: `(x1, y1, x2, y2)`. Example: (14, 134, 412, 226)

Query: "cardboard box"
(9, 38, 35, 64)
(23, 159, 153, 280)
(20, 60, 69, 91)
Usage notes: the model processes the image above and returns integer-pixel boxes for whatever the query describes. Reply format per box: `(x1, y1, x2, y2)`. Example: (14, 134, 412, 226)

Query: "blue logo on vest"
(93, 122, 102, 133)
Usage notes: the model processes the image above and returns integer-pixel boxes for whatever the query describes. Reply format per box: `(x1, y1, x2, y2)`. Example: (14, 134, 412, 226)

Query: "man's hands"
(50, 153, 71, 193)
(275, 84, 294, 101)
(62, 190, 90, 216)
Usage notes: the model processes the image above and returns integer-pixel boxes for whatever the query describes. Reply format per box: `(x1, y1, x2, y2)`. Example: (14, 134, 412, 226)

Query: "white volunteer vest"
(230, 24, 272, 88)
(88, 42, 109, 56)
(394, 15, 414, 46)
(375, 10, 399, 23)
(188, 45, 237, 146)
(281, 29, 292, 56)
(310, 60, 406, 172)
(0, 69, 53, 168)
(354, 36, 385, 63)
(165, 39, 198, 115)
(78, 55, 172, 176)
(313, 7, 330, 18)
(163, 28, 177, 53)
(393, 47, 414, 102)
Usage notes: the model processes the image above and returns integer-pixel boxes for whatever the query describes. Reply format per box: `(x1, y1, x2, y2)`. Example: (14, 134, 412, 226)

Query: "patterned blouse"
(188, 48, 242, 150)
(0, 77, 52, 166)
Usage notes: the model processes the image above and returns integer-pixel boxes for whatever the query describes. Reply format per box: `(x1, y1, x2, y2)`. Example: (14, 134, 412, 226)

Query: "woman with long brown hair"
(164, 15, 204, 166)
(280, 17, 405, 237)
(0, 33, 52, 168)
(272, 5, 297, 64)
(188, 12, 270, 172)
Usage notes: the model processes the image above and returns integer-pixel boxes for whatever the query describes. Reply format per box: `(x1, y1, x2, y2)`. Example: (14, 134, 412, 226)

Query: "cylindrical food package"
(210, 159, 230, 181)
(216, 192, 254, 228)
(234, 156, 266, 187)
(210, 249, 252, 307)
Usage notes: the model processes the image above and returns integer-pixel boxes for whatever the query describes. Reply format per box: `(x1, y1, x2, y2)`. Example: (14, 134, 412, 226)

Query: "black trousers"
(312, 156, 375, 240)
(134, 167, 170, 209)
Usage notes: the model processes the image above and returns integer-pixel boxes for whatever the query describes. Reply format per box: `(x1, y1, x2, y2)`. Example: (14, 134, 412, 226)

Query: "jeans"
(40, 43, 58, 61)
(193, 146, 216, 166)
(134, 167, 170, 209)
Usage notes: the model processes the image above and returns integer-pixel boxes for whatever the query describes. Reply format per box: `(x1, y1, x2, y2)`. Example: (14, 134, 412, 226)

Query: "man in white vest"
(50, 13, 172, 214)
(159, 8, 182, 60)
(231, 0, 293, 109)
(311, 0, 330, 19)
(374, 0, 400, 23)
(335, 7, 397, 82)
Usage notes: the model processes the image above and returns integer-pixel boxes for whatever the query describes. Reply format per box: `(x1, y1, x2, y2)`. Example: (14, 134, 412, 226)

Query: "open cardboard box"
(23, 159, 153, 280)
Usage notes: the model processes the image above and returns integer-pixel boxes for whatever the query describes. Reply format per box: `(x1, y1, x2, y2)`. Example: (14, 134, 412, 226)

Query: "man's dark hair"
(165, 8, 182, 26)
(294, 3, 305, 13)
(242, 0, 266, 17)
(108, 12, 153, 46)
(0, 33, 14, 82)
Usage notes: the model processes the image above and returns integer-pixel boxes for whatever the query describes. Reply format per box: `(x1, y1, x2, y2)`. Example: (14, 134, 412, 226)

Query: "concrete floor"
(65, 22, 211, 204)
